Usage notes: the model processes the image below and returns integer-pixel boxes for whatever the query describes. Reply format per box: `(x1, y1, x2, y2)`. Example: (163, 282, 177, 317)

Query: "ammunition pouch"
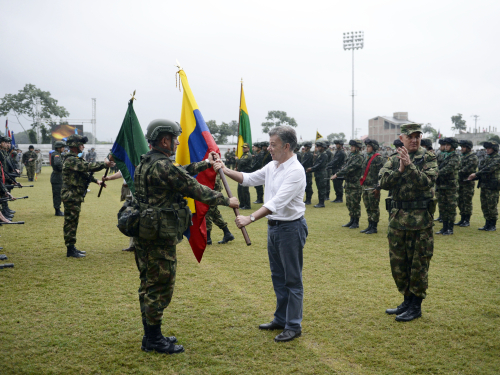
(117, 199, 140, 237)
(385, 197, 392, 211)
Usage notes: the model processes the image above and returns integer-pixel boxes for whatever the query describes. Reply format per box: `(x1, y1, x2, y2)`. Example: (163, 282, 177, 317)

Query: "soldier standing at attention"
(224, 148, 231, 169)
(360, 139, 384, 234)
(230, 147, 236, 169)
(16, 148, 23, 175)
(51, 141, 66, 217)
(468, 141, 500, 231)
(435, 137, 460, 235)
(332, 140, 364, 229)
(434, 139, 446, 222)
(251, 142, 264, 204)
(206, 173, 235, 245)
(236, 143, 253, 209)
(455, 140, 478, 227)
(324, 142, 333, 201)
(329, 140, 346, 203)
(261, 141, 273, 167)
(62, 135, 114, 258)
(379, 123, 437, 322)
(134, 119, 238, 354)
(306, 139, 328, 208)
(301, 142, 314, 205)
(35, 148, 43, 174)
(22, 145, 37, 181)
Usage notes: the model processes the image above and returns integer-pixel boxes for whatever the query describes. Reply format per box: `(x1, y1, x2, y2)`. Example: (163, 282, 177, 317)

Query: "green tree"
(451, 114, 467, 132)
(261, 110, 297, 133)
(206, 120, 233, 144)
(0, 84, 70, 143)
(422, 123, 438, 142)
(228, 120, 239, 143)
(327, 132, 346, 142)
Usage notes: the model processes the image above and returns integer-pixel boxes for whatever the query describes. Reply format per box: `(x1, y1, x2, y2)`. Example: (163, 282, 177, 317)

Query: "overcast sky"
(1, 0, 499, 144)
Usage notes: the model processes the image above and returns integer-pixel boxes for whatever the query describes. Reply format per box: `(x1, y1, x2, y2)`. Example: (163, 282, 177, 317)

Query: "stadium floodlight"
(343, 31, 364, 139)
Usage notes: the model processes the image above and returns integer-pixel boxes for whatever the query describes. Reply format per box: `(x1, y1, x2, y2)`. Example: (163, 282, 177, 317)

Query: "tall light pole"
(343, 31, 364, 139)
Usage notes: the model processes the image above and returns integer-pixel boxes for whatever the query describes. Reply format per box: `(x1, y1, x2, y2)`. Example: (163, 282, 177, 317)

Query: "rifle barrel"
(0, 263, 14, 269)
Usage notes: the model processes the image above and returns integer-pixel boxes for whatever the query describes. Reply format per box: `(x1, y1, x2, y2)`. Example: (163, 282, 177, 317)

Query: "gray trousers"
(267, 217, 308, 331)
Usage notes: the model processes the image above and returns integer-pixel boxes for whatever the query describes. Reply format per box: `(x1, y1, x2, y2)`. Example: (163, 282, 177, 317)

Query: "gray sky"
(1, 0, 499, 144)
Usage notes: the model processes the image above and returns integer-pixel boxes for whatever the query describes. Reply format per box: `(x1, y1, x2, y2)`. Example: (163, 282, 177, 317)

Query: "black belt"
(268, 216, 304, 226)
(391, 200, 429, 210)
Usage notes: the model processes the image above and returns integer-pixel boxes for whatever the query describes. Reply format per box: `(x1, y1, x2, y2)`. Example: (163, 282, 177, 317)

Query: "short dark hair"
(149, 132, 171, 148)
(269, 126, 297, 150)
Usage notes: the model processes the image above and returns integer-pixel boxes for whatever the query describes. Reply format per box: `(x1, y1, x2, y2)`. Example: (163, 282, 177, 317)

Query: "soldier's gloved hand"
(228, 197, 239, 208)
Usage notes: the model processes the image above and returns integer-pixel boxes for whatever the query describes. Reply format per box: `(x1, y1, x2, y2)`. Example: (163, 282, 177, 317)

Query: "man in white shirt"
(214, 126, 308, 343)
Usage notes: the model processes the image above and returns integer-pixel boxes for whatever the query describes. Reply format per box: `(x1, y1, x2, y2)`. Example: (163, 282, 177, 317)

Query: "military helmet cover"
(1, 136, 12, 143)
(393, 139, 404, 148)
(349, 139, 363, 148)
(438, 139, 445, 145)
(458, 139, 473, 149)
(483, 140, 499, 151)
(67, 135, 88, 147)
(303, 141, 312, 148)
(315, 138, 328, 148)
(443, 137, 459, 149)
(260, 141, 269, 147)
(54, 141, 66, 149)
(364, 138, 380, 150)
(400, 123, 423, 136)
(29, 145, 34, 149)
(145, 119, 182, 141)
(421, 138, 432, 148)
(333, 139, 345, 145)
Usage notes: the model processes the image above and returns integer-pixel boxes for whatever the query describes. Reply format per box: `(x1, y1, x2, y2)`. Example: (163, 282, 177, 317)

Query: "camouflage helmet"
(421, 138, 433, 149)
(303, 141, 312, 148)
(67, 135, 88, 147)
(483, 140, 499, 152)
(145, 119, 182, 141)
(253, 142, 262, 148)
(443, 137, 459, 149)
(333, 139, 345, 145)
(364, 138, 380, 151)
(458, 139, 473, 149)
(54, 141, 66, 149)
(261, 141, 269, 147)
(438, 138, 445, 145)
(1, 136, 12, 143)
(349, 139, 363, 148)
(393, 139, 404, 148)
(315, 138, 328, 148)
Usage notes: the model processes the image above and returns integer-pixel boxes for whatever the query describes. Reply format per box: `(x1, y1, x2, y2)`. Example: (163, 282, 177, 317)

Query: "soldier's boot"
(141, 319, 177, 351)
(478, 220, 489, 231)
(67, 245, 85, 258)
(360, 221, 372, 233)
(342, 217, 354, 227)
(74, 246, 86, 255)
(218, 226, 235, 244)
(207, 230, 212, 245)
(386, 294, 412, 315)
(443, 221, 454, 235)
(395, 295, 422, 322)
(434, 216, 442, 222)
(365, 221, 378, 234)
(332, 197, 343, 203)
(349, 218, 359, 229)
(314, 201, 325, 208)
(460, 215, 470, 227)
(144, 324, 184, 354)
(485, 220, 497, 232)
(435, 221, 447, 234)
(253, 200, 264, 204)
(55, 208, 64, 216)
(0, 254, 7, 261)
(304, 195, 312, 205)
(455, 215, 465, 226)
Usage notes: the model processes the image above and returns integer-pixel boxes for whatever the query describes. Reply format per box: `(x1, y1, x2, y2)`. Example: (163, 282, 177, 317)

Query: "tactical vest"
(134, 152, 192, 244)
(478, 153, 500, 190)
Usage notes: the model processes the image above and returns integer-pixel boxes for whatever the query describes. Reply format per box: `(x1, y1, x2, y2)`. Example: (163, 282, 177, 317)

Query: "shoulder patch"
(55, 155, 60, 157)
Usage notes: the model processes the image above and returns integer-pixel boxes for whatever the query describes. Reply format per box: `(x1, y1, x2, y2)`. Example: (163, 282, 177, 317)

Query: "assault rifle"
(0, 221, 25, 225)
(4, 185, 34, 188)
(0, 196, 28, 202)
(0, 263, 14, 269)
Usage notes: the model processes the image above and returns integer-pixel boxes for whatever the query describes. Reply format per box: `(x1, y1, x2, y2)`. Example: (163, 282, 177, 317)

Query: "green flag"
(237, 83, 252, 158)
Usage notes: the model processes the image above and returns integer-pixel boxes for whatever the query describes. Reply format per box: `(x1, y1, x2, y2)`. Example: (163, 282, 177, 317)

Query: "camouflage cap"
(67, 134, 88, 147)
(333, 139, 345, 145)
(364, 138, 380, 150)
(443, 137, 459, 149)
(400, 123, 422, 136)
(349, 139, 363, 148)
(303, 141, 312, 148)
(458, 139, 473, 149)
(483, 140, 499, 151)
(393, 139, 404, 148)
(421, 138, 433, 148)
(241, 142, 249, 148)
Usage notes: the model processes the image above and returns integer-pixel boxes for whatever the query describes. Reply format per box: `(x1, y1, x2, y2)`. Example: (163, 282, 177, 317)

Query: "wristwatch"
(250, 214, 255, 222)
(205, 158, 210, 165)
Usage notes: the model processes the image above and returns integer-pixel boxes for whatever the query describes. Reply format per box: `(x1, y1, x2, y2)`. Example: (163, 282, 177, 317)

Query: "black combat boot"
(67, 245, 85, 258)
(478, 220, 490, 230)
(435, 221, 447, 234)
(455, 215, 465, 226)
(141, 318, 176, 351)
(365, 221, 378, 234)
(434, 216, 442, 222)
(207, 230, 212, 245)
(342, 217, 354, 227)
(218, 226, 235, 244)
(395, 295, 423, 322)
(349, 217, 359, 229)
(314, 201, 325, 208)
(0, 254, 7, 261)
(443, 221, 454, 235)
(332, 197, 343, 203)
(304, 196, 312, 205)
(360, 221, 372, 233)
(459, 215, 470, 227)
(144, 324, 184, 354)
(55, 208, 64, 216)
(485, 219, 497, 231)
(386, 294, 412, 315)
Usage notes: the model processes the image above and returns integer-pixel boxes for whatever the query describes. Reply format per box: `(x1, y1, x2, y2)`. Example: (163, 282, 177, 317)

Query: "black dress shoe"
(274, 329, 301, 342)
(259, 321, 285, 330)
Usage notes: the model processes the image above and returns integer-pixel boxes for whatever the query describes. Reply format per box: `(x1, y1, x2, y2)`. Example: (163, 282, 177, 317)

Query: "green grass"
(1, 166, 499, 374)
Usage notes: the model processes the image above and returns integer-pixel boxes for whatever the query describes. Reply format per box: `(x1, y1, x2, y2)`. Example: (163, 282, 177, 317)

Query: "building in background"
(368, 112, 414, 145)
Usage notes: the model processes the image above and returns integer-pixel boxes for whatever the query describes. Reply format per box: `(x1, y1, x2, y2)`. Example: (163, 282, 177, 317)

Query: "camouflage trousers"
(206, 204, 227, 231)
(436, 188, 458, 222)
(345, 183, 362, 218)
(480, 188, 499, 221)
(237, 184, 251, 208)
(254, 185, 264, 201)
(305, 173, 313, 201)
(63, 200, 81, 246)
(388, 226, 433, 299)
(362, 189, 381, 223)
(314, 170, 327, 203)
(26, 164, 35, 180)
(135, 238, 177, 326)
(333, 178, 344, 200)
(458, 183, 475, 216)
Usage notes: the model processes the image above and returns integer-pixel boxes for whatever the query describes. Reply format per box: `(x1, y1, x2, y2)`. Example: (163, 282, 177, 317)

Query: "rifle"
(4, 185, 34, 188)
(0, 196, 28, 202)
(0, 221, 25, 225)
(0, 263, 14, 269)
(82, 172, 94, 199)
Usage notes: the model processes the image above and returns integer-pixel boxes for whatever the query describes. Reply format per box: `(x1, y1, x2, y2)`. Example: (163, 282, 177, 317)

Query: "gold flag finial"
(130, 90, 137, 101)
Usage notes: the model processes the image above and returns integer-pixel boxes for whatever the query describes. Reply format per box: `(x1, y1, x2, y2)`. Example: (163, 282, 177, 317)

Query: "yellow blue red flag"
(175, 69, 220, 263)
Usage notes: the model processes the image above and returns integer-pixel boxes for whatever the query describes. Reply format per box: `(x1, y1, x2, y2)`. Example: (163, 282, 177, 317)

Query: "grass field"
(1, 166, 499, 375)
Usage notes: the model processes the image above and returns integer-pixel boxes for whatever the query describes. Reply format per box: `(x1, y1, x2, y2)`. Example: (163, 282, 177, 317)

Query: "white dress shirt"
(241, 154, 306, 221)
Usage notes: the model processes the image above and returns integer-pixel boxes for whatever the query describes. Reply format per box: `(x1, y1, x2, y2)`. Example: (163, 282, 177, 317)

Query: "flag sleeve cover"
(236, 86, 252, 159)
(111, 100, 149, 195)
(175, 70, 220, 262)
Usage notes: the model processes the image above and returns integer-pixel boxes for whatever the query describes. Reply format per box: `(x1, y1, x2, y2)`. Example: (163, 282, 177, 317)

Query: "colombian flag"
(176, 69, 220, 263)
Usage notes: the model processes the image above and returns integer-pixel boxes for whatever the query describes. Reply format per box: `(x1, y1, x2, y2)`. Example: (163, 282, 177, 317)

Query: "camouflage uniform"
(309, 146, 328, 206)
(324, 147, 333, 200)
(457, 149, 478, 218)
(301, 143, 314, 204)
(360, 145, 384, 227)
(22, 149, 37, 181)
(379, 124, 438, 321)
(51, 149, 64, 212)
(476, 149, 500, 226)
(435, 150, 460, 225)
(329, 144, 346, 202)
(337, 144, 364, 222)
(134, 150, 229, 326)
(205, 174, 227, 232)
(236, 149, 252, 209)
(62, 151, 107, 247)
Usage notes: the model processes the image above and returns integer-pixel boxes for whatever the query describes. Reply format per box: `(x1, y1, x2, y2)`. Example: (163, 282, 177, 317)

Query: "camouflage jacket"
(476, 153, 500, 190)
(361, 152, 384, 188)
(328, 149, 346, 174)
(301, 151, 314, 171)
(214, 173, 223, 192)
(262, 151, 272, 166)
(224, 150, 231, 163)
(337, 150, 364, 185)
(310, 150, 328, 173)
(237, 152, 253, 173)
(436, 152, 460, 189)
(458, 151, 478, 185)
(379, 146, 438, 230)
(251, 151, 264, 172)
(61, 152, 107, 202)
(0, 150, 17, 184)
(325, 149, 333, 171)
(22, 150, 37, 166)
